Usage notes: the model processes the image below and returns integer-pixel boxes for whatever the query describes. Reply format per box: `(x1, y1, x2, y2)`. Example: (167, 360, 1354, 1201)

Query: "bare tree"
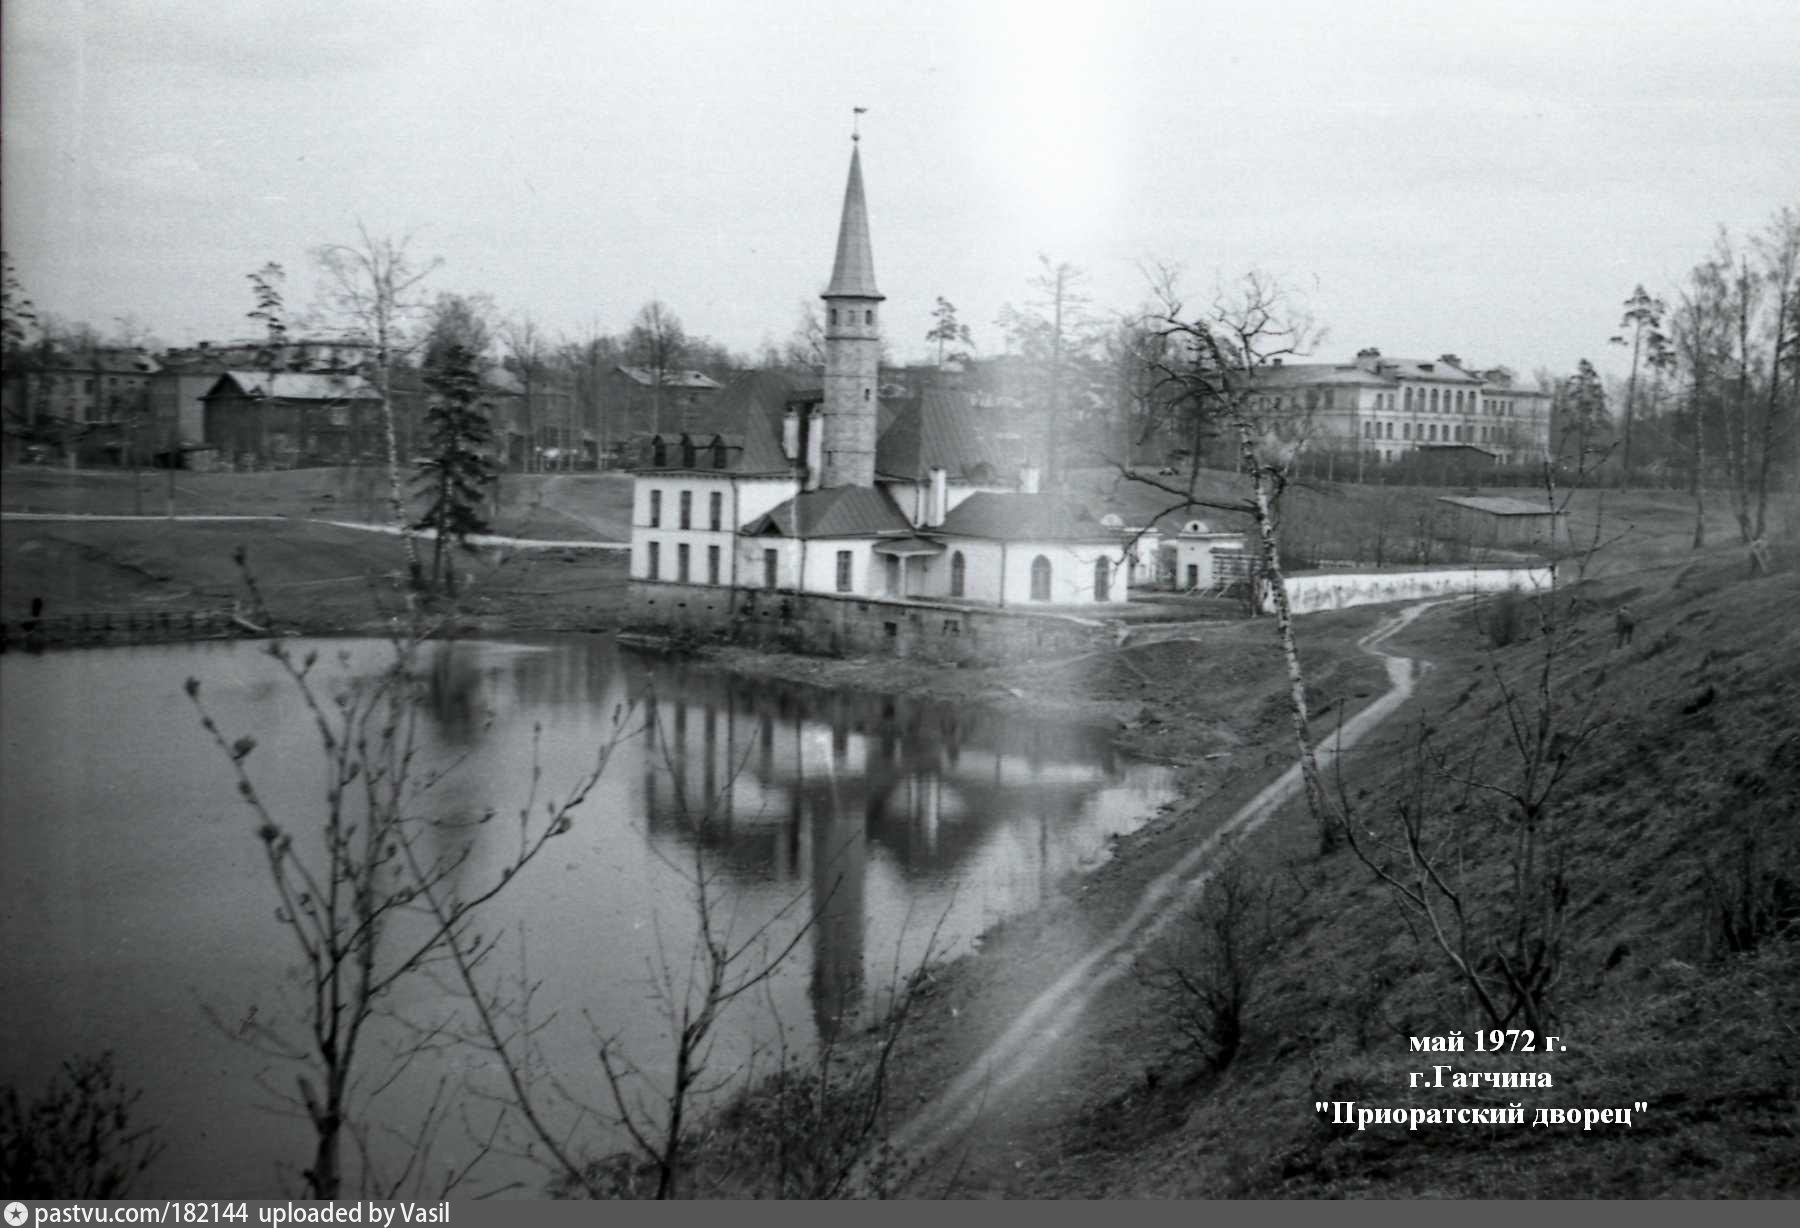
(628, 301, 688, 436)
(185, 585, 616, 1198)
(1751, 206, 1800, 539)
(781, 299, 826, 374)
(997, 254, 1097, 486)
(1132, 266, 1339, 852)
(499, 315, 548, 472)
(315, 224, 442, 584)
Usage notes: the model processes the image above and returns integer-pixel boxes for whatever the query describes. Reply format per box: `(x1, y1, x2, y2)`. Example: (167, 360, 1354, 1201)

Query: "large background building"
(1251, 348, 1552, 469)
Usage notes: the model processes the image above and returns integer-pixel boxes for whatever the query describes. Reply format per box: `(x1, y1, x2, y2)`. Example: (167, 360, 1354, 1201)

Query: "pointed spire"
(823, 142, 883, 301)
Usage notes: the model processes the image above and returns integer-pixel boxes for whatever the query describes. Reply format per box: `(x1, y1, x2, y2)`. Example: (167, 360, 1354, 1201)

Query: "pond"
(0, 635, 1174, 1197)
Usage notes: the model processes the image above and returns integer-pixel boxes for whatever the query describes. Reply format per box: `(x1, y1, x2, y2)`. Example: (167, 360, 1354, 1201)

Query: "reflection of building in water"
(800, 722, 865, 1044)
(623, 654, 1129, 1024)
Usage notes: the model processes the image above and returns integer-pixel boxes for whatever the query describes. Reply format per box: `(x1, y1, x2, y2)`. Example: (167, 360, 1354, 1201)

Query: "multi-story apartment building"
(1252, 349, 1552, 468)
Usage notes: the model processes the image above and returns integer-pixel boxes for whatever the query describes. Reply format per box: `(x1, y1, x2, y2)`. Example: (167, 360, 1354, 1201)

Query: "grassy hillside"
(1, 519, 629, 631)
(938, 543, 1800, 1197)
(1, 466, 634, 541)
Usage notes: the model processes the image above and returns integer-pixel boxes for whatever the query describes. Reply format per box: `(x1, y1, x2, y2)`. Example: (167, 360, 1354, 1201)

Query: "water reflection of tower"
(805, 706, 865, 1045)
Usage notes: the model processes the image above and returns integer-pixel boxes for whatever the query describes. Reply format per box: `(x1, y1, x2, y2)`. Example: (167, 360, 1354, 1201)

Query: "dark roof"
(613, 365, 723, 389)
(823, 145, 882, 300)
(938, 492, 1113, 542)
(1253, 363, 1393, 388)
(637, 370, 998, 481)
(876, 385, 1004, 481)
(743, 485, 911, 538)
(636, 370, 815, 474)
(206, 370, 381, 401)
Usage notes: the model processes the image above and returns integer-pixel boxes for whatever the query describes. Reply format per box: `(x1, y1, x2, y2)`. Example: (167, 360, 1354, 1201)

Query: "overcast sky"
(4, 0, 1797, 377)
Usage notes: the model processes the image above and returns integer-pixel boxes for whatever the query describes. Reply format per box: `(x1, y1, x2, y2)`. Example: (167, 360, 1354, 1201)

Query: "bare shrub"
(1135, 854, 1298, 1072)
(1482, 588, 1525, 649)
(1, 1052, 164, 1198)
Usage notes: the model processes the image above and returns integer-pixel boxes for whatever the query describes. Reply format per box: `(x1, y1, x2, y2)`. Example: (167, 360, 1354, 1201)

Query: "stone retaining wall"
(625, 581, 1116, 664)
(1269, 563, 1556, 616)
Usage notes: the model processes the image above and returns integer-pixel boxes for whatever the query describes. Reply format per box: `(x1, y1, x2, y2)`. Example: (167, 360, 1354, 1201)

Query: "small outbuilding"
(1435, 495, 1570, 551)
(1170, 519, 1249, 592)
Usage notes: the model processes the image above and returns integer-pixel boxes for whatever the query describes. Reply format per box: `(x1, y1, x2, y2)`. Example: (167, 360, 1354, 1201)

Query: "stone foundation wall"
(625, 581, 1115, 664)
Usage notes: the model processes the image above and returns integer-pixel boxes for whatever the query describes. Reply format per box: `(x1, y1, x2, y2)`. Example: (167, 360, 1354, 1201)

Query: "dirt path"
(879, 597, 1455, 1190)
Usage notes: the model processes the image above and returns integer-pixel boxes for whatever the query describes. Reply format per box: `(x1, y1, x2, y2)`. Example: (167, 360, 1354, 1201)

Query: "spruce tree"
(412, 344, 498, 596)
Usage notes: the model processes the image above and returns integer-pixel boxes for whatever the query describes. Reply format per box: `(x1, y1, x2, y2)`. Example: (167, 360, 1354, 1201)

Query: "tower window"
(829, 308, 838, 326)
(865, 310, 873, 325)
(863, 388, 870, 401)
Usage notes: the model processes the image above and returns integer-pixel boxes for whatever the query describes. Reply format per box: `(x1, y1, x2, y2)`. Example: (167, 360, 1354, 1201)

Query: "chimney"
(781, 406, 800, 460)
(804, 406, 824, 491)
(1270, 357, 1283, 367)
(928, 466, 948, 527)
(1355, 346, 1382, 372)
(1019, 463, 1040, 495)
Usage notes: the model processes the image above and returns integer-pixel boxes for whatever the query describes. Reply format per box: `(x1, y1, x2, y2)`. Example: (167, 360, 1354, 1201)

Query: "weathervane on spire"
(852, 106, 867, 142)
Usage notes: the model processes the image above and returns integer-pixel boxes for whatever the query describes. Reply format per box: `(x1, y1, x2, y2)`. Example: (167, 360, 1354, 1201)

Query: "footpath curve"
(880, 596, 1457, 1183)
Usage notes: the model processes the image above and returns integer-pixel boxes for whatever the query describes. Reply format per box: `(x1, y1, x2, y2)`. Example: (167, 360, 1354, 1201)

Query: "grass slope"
(1, 466, 634, 541)
(1003, 547, 1800, 1197)
(1, 519, 630, 632)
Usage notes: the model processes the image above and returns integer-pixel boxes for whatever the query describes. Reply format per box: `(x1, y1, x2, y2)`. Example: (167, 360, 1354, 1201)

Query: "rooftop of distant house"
(613, 365, 723, 389)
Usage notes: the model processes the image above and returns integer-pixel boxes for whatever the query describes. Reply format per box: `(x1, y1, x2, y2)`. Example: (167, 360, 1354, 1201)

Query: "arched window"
(864, 309, 873, 325)
(1404, 387, 1413, 411)
(950, 550, 966, 597)
(829, 308, 838, 327)
(1093, 556, 1111, 602)
(1029, 555, 1052, 602)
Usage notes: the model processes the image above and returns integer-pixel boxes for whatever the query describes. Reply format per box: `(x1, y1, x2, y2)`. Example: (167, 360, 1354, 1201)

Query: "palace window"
(950, 550, 966, 597)
(835, 550, 853, 593)
(1030, 555, 1052, 602)
(647, 541, 660, 579)
(763, 548, 778, 589)
(677, 543, 690, 583)
(709, 491, 722, 530)
(707, 544, 720, 585)
(679, 490, 692, 529)
(1093, 557, 1111, 602)
(649, 489, 662, 527)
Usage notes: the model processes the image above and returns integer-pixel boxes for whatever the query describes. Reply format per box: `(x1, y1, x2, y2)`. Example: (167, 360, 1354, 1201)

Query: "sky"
(3, 0, 1797, 378)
